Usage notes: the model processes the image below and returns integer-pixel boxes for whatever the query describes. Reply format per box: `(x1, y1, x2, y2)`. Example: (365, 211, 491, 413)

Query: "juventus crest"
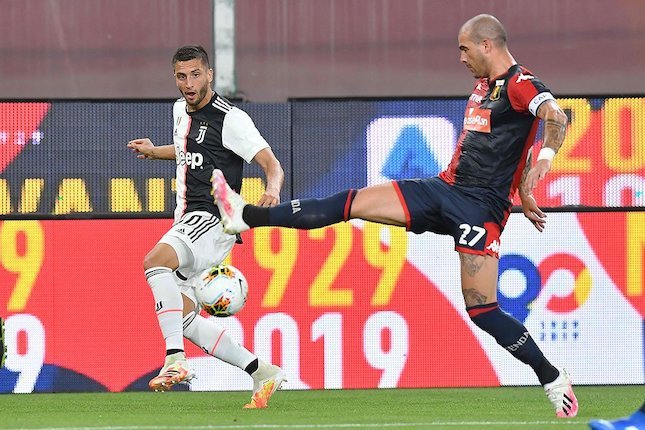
(196, 122, 208, 144)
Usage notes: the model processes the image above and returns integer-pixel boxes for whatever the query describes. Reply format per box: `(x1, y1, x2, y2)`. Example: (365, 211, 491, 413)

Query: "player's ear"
(481, 39, 492, 53)
(208, 68, 214, 84)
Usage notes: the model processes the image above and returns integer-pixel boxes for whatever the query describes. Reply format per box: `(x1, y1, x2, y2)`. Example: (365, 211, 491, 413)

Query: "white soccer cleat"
(244, 361, 287, 409)
(148, 353, 196, 392)
(211, 169, 250, 234)
(544, 368, 579, 418)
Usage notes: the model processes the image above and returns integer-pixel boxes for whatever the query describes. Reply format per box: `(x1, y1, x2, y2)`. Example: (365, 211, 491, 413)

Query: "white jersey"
(171, 93, 269, 222)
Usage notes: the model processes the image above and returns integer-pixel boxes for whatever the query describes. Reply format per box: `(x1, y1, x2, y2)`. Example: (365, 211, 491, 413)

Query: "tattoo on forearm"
(520, 151, 532, 188)
(543, 118, 567, 152)
(459, 253, 484, 277)
(463, 288, 488, 306)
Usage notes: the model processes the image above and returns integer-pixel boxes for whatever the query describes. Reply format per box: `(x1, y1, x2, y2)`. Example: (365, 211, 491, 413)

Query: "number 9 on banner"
(1, 220, 45, 312)
(3, 314, 45, 393)
(363, 311, 409, 388)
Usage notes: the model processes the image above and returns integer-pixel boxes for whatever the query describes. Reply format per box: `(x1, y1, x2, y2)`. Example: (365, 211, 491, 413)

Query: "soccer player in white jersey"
(127, 45, 285, 409)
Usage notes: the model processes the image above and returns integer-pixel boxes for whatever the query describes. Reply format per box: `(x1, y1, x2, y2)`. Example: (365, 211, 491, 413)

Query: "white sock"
(145, 267, 184, 351)
(183, 312, 256, 370)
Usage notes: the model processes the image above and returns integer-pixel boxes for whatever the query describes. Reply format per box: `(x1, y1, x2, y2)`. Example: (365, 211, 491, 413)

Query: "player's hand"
(523, 159, 551, 194)
(256, 193, 280, 207)
(520, 193, 546, 232)
(127, 138, 155, 159)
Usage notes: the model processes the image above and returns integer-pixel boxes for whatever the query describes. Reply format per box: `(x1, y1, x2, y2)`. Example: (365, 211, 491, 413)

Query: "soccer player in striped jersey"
(212, 16, 579, 417)
(128, 45, 285, 408)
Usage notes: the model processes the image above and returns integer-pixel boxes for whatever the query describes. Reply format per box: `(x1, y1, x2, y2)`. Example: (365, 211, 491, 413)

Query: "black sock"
(467, 303, 559, 385)
(243, 205, 269, 227)
(166, 349, 184, 356)
(536, 358, 560, 385)
(244, 358, 259, 375)
(243, 190, 357, 229)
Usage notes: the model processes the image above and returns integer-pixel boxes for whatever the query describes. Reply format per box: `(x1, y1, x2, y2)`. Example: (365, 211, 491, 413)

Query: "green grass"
(0, 386, 642, 430)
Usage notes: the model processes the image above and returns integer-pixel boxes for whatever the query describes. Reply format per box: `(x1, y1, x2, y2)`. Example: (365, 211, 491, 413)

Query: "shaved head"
(460, 14, 507, 47)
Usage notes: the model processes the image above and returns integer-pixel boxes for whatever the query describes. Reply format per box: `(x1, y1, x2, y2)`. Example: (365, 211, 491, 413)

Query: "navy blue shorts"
(393, 177, 506, 257)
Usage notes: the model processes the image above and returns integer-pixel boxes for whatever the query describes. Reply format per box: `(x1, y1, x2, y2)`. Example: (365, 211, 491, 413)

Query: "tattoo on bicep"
(459, 253, 484, 277)
(463, 288, 488, 306)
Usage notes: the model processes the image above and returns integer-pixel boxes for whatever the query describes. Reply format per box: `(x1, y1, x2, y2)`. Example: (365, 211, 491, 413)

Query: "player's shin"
(183, 311, 256, 370)
(145, 267, 185, 353)
(244, 189, 357, 229)
(467, 302, 559, 385)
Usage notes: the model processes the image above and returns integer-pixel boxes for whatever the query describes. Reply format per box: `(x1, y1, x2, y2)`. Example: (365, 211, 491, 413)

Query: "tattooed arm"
(519, 151, 547, 232)
(523, 99, 568, 193)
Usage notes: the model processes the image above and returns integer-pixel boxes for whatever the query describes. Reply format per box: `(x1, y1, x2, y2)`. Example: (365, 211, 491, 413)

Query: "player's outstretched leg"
(244, 360, 287, 409)
(211, 169, 250, 234)
(544, 368, 579, 418)
(148, 351, 196, 392)
(212, 168, 358, 234)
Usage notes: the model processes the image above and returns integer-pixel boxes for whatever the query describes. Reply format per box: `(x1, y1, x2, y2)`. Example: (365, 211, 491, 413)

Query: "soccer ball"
(195, 264, 248, 317)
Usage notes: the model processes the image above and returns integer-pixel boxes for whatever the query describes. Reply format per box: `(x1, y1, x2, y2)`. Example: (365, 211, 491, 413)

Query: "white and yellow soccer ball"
(195, 264, 248, 317)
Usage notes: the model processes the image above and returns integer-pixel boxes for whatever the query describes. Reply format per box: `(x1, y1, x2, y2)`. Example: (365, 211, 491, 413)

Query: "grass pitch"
(0, 386, 641, 430)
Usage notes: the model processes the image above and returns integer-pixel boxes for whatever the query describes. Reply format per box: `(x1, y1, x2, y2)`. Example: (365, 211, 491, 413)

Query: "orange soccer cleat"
(149, 354, 195, 392)
(243, 361, 287, 409)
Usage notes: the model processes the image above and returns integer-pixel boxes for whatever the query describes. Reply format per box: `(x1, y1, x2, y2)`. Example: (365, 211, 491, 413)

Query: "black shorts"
(393, 177, 506, 257)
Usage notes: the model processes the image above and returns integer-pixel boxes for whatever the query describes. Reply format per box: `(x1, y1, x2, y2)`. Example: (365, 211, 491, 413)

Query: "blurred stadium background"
(0, 0, 643, 412)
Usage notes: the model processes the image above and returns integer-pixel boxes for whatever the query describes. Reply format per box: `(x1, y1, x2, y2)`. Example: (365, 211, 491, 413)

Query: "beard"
(185, 86, 211, 109)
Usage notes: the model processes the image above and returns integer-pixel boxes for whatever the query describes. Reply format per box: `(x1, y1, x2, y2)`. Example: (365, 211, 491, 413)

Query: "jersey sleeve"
(507, 71, 555, 116)
(172, 98, 184, 124)
(221, 107, 271, 163)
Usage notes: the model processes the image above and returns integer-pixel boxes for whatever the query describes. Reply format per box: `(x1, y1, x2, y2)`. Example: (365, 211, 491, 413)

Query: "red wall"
(1, 0, 644, 100)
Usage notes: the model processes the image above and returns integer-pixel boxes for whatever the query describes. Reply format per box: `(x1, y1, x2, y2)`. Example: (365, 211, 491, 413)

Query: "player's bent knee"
(143, 243, 181, 271)
(351, 185, 406, 225)
(142, 254, 162, 271)
(466, 302, 499, 321)
(182, 293, 197, 316)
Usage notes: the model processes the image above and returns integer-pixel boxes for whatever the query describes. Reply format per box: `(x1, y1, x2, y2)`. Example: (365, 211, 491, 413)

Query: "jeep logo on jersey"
(196, 123, 208, 144)
(177, 151, 204, 169)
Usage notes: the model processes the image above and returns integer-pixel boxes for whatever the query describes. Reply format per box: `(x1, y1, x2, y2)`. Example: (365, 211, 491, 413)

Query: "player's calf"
(467, 302, 559, 384)
(467, 303, 578, 417)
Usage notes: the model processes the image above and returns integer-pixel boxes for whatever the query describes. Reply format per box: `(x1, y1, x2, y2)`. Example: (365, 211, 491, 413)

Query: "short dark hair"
(172, 45, 210, 68)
